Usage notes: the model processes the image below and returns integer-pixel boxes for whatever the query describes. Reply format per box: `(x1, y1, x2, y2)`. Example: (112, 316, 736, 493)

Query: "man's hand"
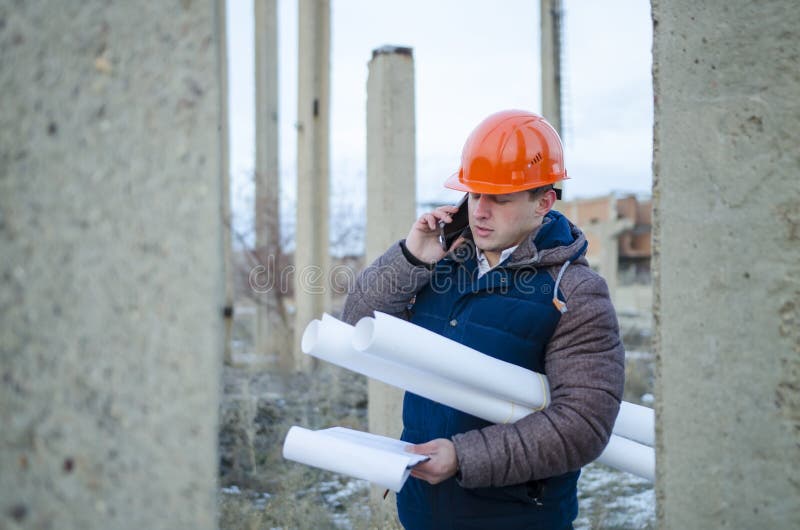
(405, 205, 463, 264)
(407, 438, 459, 485)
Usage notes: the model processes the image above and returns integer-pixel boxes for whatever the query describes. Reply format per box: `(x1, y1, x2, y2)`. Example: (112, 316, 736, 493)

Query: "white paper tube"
(302, 315, 654, 481)
(616, 401, 655, 447)
(352, 312, 550, 410)
(283, 426, 417, 492)
(354, 312, 655, 448)
(593, 434, 655, 482)
(302, 315, 531, 424)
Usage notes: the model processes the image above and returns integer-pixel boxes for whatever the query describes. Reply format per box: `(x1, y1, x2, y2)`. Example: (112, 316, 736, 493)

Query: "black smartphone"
(439, 193, 469, 251)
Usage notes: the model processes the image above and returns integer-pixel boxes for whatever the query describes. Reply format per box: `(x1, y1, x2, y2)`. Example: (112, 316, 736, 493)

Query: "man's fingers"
(426, 214, 437, 230)
(415, 208, 457, 233)
(419, 213, 451, 231)
(407, 440, 457, 486)
(447, 235, 467, 253)
(407, 442, 432, 455)
(431, 209, 454, 223)
(414, 213, 434, 231)
(409, 459, 447, 485)
(410, 469, 431, 481)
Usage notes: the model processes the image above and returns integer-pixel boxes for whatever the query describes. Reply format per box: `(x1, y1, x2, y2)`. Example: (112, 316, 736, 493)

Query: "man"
(342, 110, 624, 529)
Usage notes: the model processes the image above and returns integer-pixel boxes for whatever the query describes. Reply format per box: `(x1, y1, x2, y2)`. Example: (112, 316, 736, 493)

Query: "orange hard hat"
(444, 110, 568, 194)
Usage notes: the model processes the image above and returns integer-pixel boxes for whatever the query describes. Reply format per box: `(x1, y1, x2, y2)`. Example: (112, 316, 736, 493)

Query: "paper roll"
(302, 315, 530, 424)
(590, 432, 655, 482)
(355, 312, 654, 447)
(302, 313, 655, 481)
(617, 401, 655, 447)
(353, 312, 550, 410)
(283, 426, 424, 492)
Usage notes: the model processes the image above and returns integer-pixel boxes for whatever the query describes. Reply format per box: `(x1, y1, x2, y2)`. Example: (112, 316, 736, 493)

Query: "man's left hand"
(407, 438, 458, 485)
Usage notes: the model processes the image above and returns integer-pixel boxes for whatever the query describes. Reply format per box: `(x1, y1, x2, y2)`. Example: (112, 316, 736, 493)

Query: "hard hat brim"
(444, 171, 568, 195)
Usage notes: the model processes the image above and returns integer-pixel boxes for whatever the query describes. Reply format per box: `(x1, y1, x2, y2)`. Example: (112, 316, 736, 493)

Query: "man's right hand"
(404, 205, 464, 265)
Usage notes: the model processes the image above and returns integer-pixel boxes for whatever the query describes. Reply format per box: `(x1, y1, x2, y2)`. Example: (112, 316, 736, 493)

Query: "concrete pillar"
(0, 2, 225, 529)
(540, 0, 562, 135)
(219, 0, 235, 367)
(591, 197, 632, 303)
(589, 219, 633, 304)
(294, 0, 331, 371)
(652, 1, 800, 528)
(365, 44, 417, 508)
(540, 0, 564, 199)
(366, 46, 417, 266)
(365, 47, 416, 435)
(254, 0, 290, 368)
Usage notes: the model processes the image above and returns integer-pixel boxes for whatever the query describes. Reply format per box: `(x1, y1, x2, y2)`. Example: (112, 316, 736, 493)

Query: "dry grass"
(219, 363, 375, 529)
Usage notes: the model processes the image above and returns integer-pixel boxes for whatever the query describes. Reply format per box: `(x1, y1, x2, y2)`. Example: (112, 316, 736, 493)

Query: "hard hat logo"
(444, 110, 568, 194)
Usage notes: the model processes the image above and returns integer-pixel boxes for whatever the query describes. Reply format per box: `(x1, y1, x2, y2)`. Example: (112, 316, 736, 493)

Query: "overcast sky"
(227, 0, 653, 229)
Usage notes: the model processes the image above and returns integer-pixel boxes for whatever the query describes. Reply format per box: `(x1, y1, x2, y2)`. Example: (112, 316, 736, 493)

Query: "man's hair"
(528, 184, 562, 200)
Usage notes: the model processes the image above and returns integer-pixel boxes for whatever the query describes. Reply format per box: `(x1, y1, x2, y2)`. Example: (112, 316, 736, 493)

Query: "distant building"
(560, 193, 652, 317)
(561, 193, 652, 285)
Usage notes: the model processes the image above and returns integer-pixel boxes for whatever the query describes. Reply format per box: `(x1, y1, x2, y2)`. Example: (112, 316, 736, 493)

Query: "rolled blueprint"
(283, 426, 428, 492)
(617, 401, 655, 447)
(590, 432, 655, 482)
(302, 315, 531, 423)
(302, 314, 655, 481)
(352, 312, 550, 410)
(354, 311, 655, 447)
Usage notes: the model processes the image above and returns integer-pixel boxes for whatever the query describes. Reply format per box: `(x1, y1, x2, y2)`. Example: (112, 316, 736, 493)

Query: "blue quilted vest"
(398, 212, 581, 530)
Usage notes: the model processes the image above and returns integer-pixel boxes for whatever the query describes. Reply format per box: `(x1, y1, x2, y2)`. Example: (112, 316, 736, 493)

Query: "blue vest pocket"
(465, 481, 545, 506)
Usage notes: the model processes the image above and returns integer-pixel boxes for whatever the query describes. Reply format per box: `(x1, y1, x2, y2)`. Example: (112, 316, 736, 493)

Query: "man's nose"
(473, 195, 491, 219)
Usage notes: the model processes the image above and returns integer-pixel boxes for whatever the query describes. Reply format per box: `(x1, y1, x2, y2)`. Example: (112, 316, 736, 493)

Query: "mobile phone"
(438, 193, 469, 251)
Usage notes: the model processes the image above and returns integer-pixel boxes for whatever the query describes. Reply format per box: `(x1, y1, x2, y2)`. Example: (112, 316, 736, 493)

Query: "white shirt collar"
(476, 245, 519, 278)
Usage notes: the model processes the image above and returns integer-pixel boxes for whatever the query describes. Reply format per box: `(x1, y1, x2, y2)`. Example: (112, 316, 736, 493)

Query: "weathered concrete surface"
(0, 2, 225, 529)
(219, 0, 235, 367)
(541, 0, 564, 200)
(365, 46, 416, 266)
(254, 0, 290, 367)
(365, 46, 416, 506)
(540, 0, 562, 136)
(294, 0, 331, 370)
(652, 1, 800, 528)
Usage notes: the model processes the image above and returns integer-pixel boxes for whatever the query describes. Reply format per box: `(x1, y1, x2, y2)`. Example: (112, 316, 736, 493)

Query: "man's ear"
(535, 189, 558, 216)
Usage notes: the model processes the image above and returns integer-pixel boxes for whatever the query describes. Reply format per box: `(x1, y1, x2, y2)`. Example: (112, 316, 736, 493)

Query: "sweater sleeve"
(340, 240, 434, 325)
(451, 270, 625, 488)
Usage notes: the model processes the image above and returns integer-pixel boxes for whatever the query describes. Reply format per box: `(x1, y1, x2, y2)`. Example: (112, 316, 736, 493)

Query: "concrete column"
(254, 0, 290, 367)
(540, 0, 562, 134)
(540, 0, 564, 199)
(219, 0, 235, 367)
(586, 220, 633, 304)
(594, 197, 632, 303)
(365, 46, 416, 435)
(294, 0, 331, 371)
(366, 46, 417, 265)
(0, 2, 225, 529)
(652, 1, 800, 528)
(365, 44, 417, 509)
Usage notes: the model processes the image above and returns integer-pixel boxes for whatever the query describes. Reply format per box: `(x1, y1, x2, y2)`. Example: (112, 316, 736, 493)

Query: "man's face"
(468, 191, 543, 254)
